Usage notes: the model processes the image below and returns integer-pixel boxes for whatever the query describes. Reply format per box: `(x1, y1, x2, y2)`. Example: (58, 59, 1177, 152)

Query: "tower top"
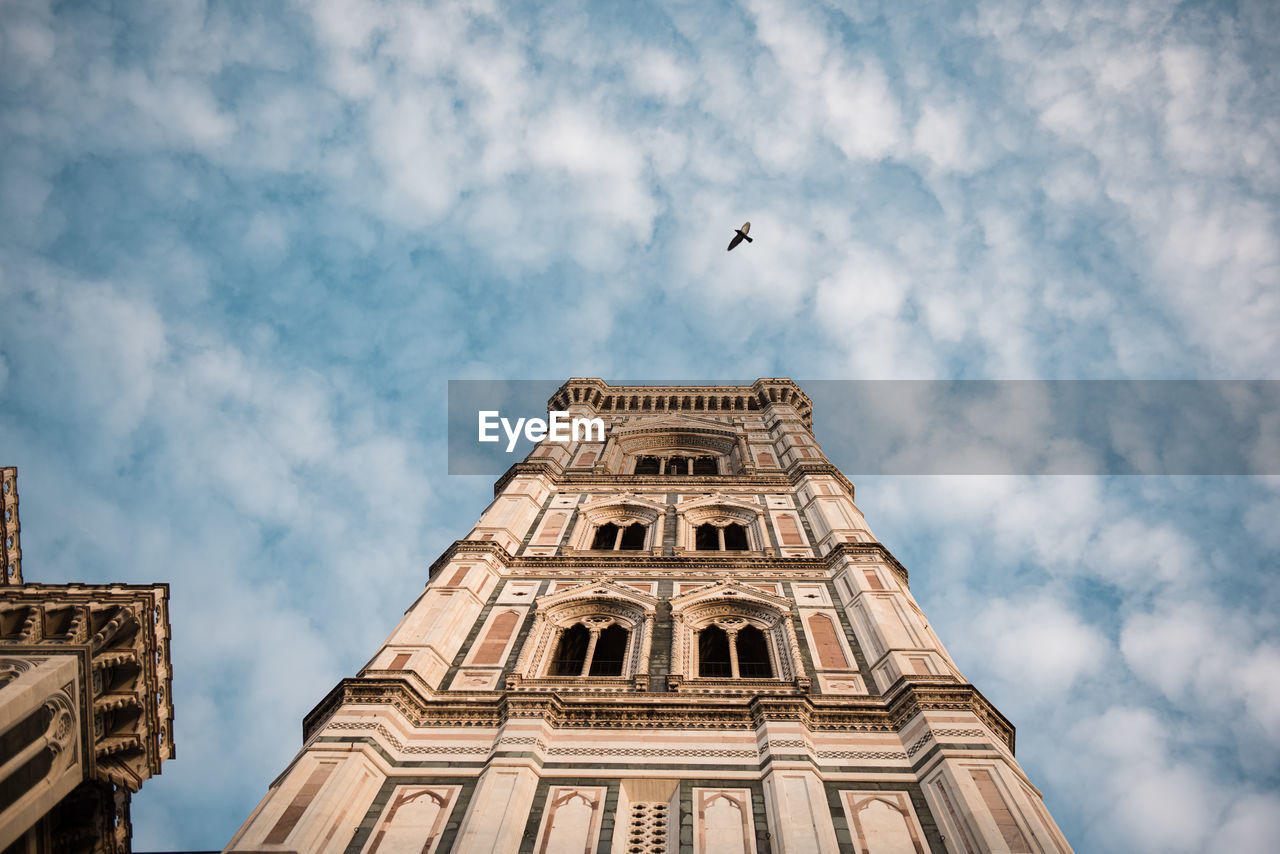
(547, 378, 814, 432)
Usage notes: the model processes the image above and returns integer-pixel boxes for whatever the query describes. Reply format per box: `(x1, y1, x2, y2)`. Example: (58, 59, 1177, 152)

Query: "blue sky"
(1, 0, 1278, 850)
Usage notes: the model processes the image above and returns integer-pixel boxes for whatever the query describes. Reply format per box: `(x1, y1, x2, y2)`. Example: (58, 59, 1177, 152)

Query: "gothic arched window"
(695, 523, 749, 551)
(548, 621, 631, 677)
(549, 624, 590, 675)
(588, 624, 629, 676)
(735, 625, 773, 677)
(695, 622, 775, 679)
(592, 522, 648, 551)
(592, 523, 619, 550)
(698, 625, 732, 677)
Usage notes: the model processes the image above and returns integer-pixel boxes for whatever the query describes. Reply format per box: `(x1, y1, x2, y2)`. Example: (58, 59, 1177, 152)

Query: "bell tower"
(226, 379, 1072, 853)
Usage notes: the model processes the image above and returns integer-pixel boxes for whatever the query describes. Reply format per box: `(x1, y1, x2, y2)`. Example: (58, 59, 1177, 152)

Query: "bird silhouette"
(727, 221, 753, 251)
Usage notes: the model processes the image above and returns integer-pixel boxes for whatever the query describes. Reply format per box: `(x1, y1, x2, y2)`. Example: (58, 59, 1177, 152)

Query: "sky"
(0, 0, 1278, 850)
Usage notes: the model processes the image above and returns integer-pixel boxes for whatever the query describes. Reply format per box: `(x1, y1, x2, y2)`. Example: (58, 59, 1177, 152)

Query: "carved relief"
(534, 786, 606, 854)
(840, 790, 928, 854)
(693, 788, 756, 854)
(362, 785, 459, 854)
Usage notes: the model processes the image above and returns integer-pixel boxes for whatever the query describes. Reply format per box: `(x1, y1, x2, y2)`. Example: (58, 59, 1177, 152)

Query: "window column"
(580, 628, 601, 677)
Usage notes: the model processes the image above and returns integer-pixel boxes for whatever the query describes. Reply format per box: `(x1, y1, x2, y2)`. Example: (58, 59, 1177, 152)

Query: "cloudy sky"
(1, 0, 1278, 850)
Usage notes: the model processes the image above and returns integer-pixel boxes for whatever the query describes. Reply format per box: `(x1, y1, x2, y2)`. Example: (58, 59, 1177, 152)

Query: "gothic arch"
(667, 580, 807, 689)
(674, 493, 769, 553)
(567, 494, 667, 553)
(510, 580, 658, 686)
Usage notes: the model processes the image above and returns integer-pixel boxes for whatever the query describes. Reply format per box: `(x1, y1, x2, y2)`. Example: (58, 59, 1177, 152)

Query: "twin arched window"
(696, 623, 773, 678)
(591, 522, 647, 550)
(548, 621, 629, 677)
(695, 523, 748, 551)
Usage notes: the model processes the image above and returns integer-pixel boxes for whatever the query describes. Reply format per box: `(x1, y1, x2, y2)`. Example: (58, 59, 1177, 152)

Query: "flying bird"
(727, 221, 753, 251)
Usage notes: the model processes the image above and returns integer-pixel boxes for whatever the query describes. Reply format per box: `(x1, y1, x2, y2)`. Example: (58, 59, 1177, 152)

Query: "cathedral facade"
(226, 379, 1072, 853)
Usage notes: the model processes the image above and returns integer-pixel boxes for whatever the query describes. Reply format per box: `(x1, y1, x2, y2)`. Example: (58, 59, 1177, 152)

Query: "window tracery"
(676, 494, 767, 554)
(667, 581, 807, 690)
(509, 580, 658, 688)
(568, 494, 666, 554)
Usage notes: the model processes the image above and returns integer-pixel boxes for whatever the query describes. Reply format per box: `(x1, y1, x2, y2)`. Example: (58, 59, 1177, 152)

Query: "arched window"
(698, 625, 732, 677)
(592, 522, 648, 551)
(696, 623, 774, 679)
(665, 456, 689, 476)
(548, 622, 631, 677)
(550, 624, 590, 675)
(736, 626, 773, 677)
(695, 523, 749, 551)
(693, 456, 718, 475)
(592, 523, 619, 549)
(619, 523, 646, 550)
(588, 624, 629, 676)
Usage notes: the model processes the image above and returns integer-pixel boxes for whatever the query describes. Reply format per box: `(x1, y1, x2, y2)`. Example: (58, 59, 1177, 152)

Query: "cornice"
(428, 539, 909, 586)
(302, 677, 1014, 753)
(548, 378, 814, 431)
(0, 583, 175, 790)
(493, 462, 857, 503)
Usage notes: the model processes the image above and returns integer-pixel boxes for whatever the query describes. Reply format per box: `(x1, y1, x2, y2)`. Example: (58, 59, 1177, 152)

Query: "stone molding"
(428, 540, 910, 587)
(302, 678, 1014, 754)
(548, 378, 814, 430)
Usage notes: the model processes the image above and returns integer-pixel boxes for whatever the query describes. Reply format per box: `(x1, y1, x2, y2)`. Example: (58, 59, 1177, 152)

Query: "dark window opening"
(736, 625, 773, 678)
(588, 624, 629, 676)
(666, 456, 689, 476)
(550, 624, 590, 675)
(619, 523, 646, 550)
(695, 523, 720, 551)
(693, 456, 718, 475)
(634, 456, 660, 475)
(592, 523, 619, 550)
(698, 625, 732, 677)
(722, 523, 749, 550)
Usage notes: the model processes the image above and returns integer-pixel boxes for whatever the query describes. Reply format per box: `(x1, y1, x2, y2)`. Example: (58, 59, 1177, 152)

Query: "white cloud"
(962, 596, 1107, 693)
